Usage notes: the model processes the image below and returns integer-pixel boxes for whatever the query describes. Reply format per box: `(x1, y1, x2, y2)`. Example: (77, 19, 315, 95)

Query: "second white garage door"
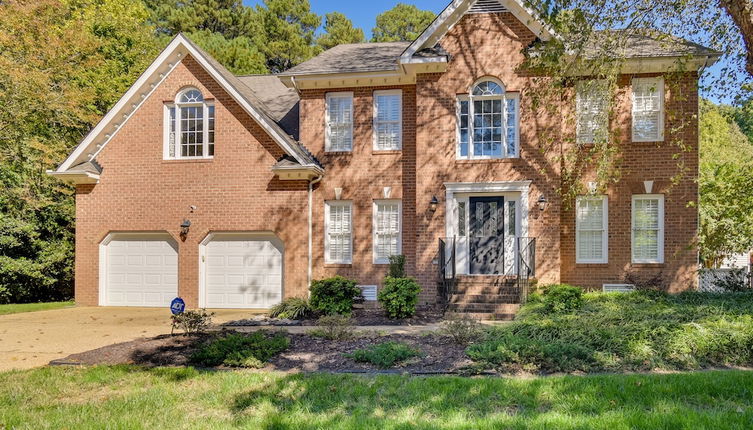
(203, 234, 283, 308)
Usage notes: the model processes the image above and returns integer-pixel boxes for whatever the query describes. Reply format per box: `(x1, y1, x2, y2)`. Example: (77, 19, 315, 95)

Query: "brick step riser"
(448, 303, 520, 313)
(452, 286, 521, 295)
(445, 312, 517, 321)
(455, 279, 518, 287)
(449, 294, 520, 304)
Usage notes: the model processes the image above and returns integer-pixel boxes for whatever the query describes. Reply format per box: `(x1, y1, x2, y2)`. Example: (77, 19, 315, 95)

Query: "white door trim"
(198, 231, 284, 308)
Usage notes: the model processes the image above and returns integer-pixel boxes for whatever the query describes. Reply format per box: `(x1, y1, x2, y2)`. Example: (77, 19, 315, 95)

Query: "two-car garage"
(99, 232, 283, 308)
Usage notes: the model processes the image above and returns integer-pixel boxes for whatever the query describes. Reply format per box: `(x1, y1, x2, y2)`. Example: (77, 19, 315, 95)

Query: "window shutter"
(327, 203, 352, 263)
(632, 78, 663, 142)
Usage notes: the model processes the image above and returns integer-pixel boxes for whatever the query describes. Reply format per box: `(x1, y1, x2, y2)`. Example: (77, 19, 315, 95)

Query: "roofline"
(46, 170, 100, 184)
(55, 34, 316, 174)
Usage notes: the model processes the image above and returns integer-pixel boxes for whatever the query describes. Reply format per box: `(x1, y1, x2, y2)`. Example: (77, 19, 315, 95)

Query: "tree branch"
(719, 0, 753, 76)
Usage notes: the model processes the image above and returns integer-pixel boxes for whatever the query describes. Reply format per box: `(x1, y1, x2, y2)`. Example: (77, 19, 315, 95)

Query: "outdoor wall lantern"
(429, 196, 439, 212)
(180, 219, 191, 240)
(537, 195, 549, 212)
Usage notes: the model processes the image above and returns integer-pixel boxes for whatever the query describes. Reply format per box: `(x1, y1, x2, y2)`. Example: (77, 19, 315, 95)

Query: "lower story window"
(325, 201, 352, 264)
(632, 194, 664, 263)
(373, 200, 401, 264)
(576, 195, 608, 263)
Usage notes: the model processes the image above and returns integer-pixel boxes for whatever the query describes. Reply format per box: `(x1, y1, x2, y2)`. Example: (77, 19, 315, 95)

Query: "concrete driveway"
(0, 306, 253, 371)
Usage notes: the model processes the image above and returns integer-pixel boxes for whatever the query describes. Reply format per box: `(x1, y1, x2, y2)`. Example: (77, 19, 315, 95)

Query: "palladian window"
(165, 88, 215, 159)
(457, 79, 519, 159)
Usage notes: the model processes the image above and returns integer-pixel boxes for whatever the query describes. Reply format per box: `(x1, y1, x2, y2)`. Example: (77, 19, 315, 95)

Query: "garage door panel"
(104, 235, 178, 307)
(205, 236, 283, 309)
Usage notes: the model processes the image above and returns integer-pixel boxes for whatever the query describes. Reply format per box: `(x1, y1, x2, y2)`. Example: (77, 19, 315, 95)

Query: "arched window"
(457, 78, 519, 159)
(165, 87, 215, 159)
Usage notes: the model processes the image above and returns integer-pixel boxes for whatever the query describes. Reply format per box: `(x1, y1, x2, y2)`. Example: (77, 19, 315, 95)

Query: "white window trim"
(324, 200, 353, 264)
(455, 92, 520, 160)
(575, 79, 609, 145)
(631, 77, 664, 143)
(372, 89, 402, 151)
(325, 92, 354, 152)
(163, 89, 214, 160)
(575, 195, 609, 264)
(372, 199, 402, 264)
(631, 194, 665, 264)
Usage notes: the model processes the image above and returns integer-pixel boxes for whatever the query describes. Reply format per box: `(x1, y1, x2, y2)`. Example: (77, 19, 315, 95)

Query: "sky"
(242, 0, 737, 104)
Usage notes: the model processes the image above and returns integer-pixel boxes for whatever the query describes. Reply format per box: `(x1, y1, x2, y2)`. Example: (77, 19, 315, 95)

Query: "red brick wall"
(74, 55, 309, 306)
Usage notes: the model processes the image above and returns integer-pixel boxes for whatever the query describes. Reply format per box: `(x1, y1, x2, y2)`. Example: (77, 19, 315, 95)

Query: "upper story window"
(632, 77, 664, 142)
(373, 90, 402, 150)
(457, 79, 519, 159)
(165, 88, 215, 159)
(325, 92, 353, 152)
(576, 80, 609, 144)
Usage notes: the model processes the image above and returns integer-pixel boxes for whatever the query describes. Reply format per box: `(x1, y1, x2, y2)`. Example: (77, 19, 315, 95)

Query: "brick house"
(50, 0, 719, 317)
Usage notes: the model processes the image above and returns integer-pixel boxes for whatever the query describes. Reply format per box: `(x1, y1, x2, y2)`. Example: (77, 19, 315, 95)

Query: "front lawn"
(1, 366, 752, 429)
(468, 290, 753, 372)
(0, 301, 73, 316)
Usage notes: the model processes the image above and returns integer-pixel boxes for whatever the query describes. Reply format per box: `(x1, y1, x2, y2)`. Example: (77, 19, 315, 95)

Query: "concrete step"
(447, 303, 520, 314)
(452, 284, 520, 295)
(445, 311, 517, 321)
(449, 294, 520, 304)
(454, 275, 518, 287)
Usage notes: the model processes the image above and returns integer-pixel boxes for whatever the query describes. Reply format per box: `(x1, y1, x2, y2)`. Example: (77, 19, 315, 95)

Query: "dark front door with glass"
(469, 196, 505, 274)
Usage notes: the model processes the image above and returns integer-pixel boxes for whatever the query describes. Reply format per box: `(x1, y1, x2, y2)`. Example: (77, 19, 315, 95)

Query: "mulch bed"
(223, 309, 445, 327)
(52, 329, 473, 374)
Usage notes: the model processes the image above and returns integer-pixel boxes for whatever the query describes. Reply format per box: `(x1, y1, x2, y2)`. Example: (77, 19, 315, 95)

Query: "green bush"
(466, 290, 753, 373)
(387, 254, 406, 278)
(346, 341, 421, 368)
(171, 309, 215, 335)
(378, 277, 421, 319)
(541, 284, 584, 313)
(190, 332, 289, 368)
(440, 314, 485, 345)
(307, 314, 354, 340)
(711, 268, 751, 292)
(309, 276, 361, 315)
(269, 297, 312, 320)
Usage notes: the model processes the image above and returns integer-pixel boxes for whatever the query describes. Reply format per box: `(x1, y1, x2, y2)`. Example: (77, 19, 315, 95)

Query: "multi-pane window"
(632, 195, 664, 263)
(457, 80, 519, 159)
(325, 201, 352, 264)
(326, 92, 353, 151)
(632, 77, 664, 142)
(576, 80, 609, 144)
(373, 200, 401, 264)
(373, 90, 402, 150)
(165, 88, 215, 159)
(576, 196, 608, 263)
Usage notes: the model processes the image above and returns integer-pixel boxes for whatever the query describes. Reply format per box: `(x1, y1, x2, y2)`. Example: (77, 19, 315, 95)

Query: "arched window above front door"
(164, 87, 215, 159)
(457, 78, 519, 159)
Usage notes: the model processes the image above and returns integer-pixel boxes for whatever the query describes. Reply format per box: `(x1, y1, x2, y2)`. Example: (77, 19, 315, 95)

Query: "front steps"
(445, 275, 522, 321)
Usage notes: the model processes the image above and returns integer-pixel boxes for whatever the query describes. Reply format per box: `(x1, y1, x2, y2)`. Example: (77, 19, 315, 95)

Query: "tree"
(144, 0, 258, 38)
(719, 0, 753, 76)
(371, 3, 436, 42)
(255, 0, 321, 73)
(698, 100, 753, 267)
(0, 0, 159, 303)
(317, 12, 365, 50)
(186, 30, 267, 74)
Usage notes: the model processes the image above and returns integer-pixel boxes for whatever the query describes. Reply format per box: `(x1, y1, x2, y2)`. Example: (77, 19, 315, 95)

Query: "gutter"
(307, 173, 324, 291)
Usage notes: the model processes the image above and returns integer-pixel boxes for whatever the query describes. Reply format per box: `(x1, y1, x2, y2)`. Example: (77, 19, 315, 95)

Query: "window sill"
(575, 262, 609, 266)
(324, 263, 352, 268)
(372, 150, 401, 155)
(161, 158, 214, 164)
(455, 158, 518, 164)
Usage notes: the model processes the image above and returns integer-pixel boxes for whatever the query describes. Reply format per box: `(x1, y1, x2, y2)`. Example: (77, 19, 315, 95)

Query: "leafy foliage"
(468, 290, 753, 372)
(254, 0, 321, 73)
(171, 309, 215, 335)
(269, 297, 312, 320)
(540, 284, 584, 314)
(190, 332, 289, 368)
(307, 314, 354, 340)
(371, 3, 436, 42)
(346, 341, 421, 368)
(387, 254, 406, 278)
(439, 314, 485, 345)
(309, 276, 361, 315)
(317, 12, 365, 50)
(377, 277, 421, 319)
(711, 268, 751, 292)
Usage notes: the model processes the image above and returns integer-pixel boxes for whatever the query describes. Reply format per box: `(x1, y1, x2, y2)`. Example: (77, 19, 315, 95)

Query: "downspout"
(308, 174, 323, 292)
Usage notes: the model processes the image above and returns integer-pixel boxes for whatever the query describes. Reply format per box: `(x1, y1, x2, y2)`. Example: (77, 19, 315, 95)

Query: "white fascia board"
(46, 170, 100, 184)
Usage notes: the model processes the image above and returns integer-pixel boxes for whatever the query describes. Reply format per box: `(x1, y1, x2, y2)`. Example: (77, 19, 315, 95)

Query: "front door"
(469, 196, 505, 274)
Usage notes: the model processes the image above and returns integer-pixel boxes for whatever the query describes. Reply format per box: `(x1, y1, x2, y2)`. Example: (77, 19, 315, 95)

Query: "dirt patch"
(224, 309, 445, 327)
(52, 330, 472, 373)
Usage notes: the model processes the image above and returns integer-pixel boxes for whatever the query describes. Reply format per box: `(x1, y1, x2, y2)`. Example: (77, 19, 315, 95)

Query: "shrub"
(378, 277, 421, 319)
(309, 276, 361, 315)
(440, 314, 485, 345)
(541, 284, 583, 313)
(269, 297, 312, 320)
(712, 268, 750, 292)
(171, 309, 215, 335)
(387, 254, 406, 278)
(346, 341, 421, 368)
(307, 314, 354, 340)
(190, 332, 289, 368)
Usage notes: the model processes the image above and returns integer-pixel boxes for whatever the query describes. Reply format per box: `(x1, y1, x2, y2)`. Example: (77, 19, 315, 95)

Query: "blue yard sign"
(170, 297, 186, 315)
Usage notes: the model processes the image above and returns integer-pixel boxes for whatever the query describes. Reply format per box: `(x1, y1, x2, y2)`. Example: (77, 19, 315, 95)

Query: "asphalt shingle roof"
(583, 29, 721, 59)
(282, 42, 412, 75)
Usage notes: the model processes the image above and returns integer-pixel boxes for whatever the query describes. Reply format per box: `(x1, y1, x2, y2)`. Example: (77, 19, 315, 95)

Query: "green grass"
(1, 366, 753, 429)
(346, 341, 421, 368)
(468, 290, 753, 372)
(0, 301, 73, 316)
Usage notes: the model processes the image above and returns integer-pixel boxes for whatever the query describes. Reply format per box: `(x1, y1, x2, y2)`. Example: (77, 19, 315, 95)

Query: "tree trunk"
(720, 0, 753, 76)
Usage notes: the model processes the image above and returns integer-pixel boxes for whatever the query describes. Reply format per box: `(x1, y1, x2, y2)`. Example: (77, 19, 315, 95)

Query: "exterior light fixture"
(429, 196, 439, 212)
(537, 195, 549, 212)
(180, 219, 191, 239)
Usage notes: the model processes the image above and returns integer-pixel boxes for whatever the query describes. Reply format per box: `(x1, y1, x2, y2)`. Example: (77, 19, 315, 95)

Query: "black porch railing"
(515, 237, 536, 304)
(437, 237, 456, 306)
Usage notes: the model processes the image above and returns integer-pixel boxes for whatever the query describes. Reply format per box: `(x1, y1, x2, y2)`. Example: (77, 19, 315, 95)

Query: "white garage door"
(204, 235, 283, 308)
(103, 234, 178, 307)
